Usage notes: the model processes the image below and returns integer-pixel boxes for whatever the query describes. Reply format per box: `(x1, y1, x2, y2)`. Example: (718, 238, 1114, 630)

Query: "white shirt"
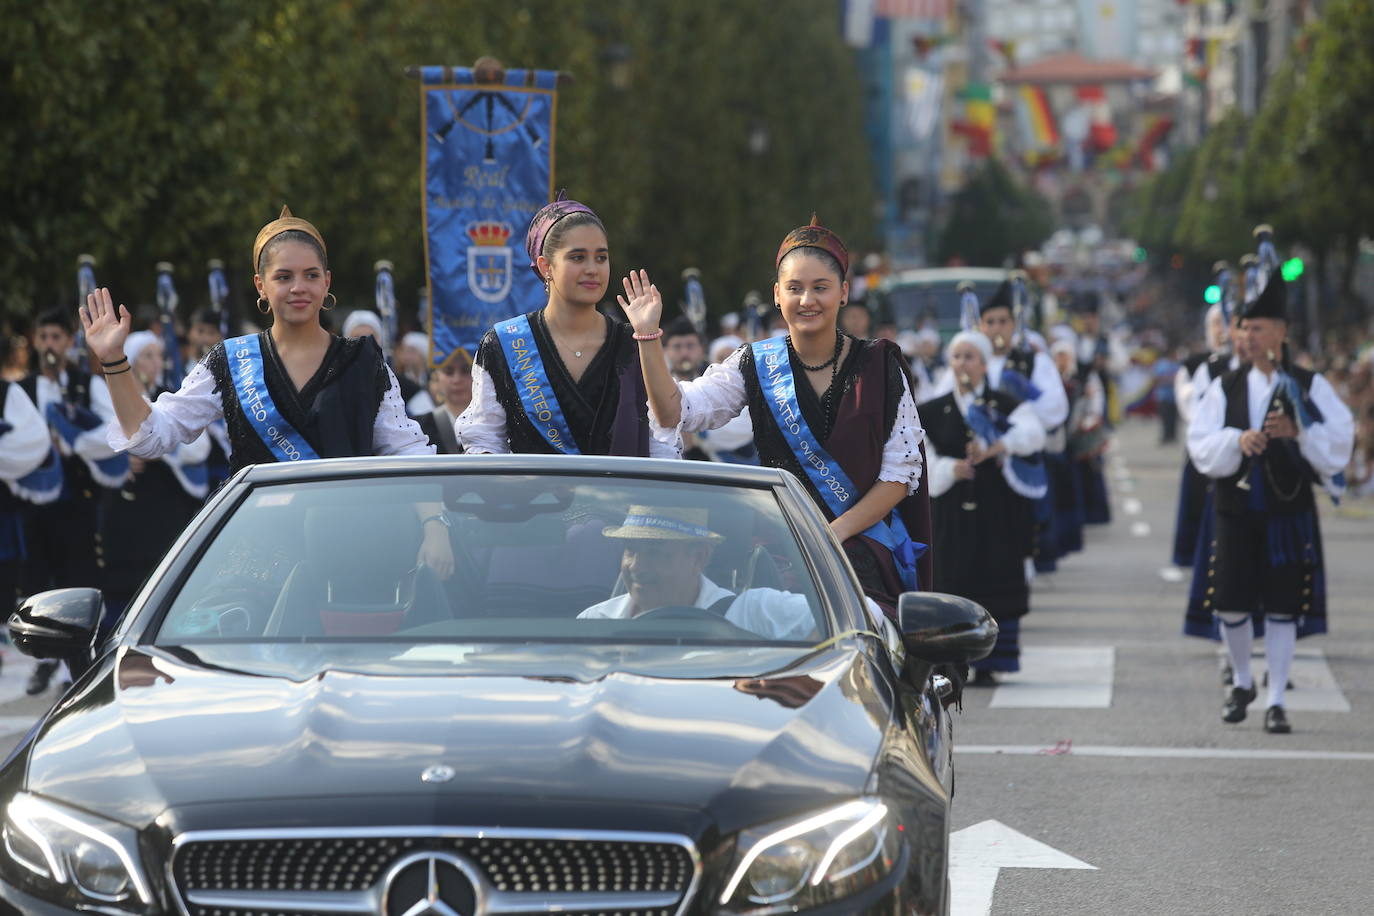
(985, 349, 1069, 430)
(108, 352, 433, 460)
(1187, 366, 1353, 480)
(456, 361, 680, 458)
(577, 574, 818, 641)
(661, 346, 925, 495)
(1, 383, 53, 486)
(926, 385, 1046, 498)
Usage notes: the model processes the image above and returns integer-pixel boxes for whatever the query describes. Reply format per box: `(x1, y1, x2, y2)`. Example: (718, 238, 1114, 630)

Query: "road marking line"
(1130, 521, 1151, 537)
(950, 820, 1095, 916)
(957, 745, 1374, 762)
(989, 647, 1114, 708)
(0, 717, 37, 739)
(1216, 648, 1351, 712)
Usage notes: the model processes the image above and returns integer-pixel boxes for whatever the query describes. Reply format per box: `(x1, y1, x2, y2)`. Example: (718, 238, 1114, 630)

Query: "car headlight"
(719, 797, 899, 913)
(3, 792, 153, 910)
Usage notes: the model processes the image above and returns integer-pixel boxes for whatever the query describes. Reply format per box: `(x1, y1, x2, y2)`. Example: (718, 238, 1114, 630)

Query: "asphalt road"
(950, 419, 1374, 916)
(0, 419, 1369, 915)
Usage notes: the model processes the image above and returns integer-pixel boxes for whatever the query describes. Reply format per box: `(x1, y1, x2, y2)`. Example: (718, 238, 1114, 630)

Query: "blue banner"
(421, 66, 559, 369)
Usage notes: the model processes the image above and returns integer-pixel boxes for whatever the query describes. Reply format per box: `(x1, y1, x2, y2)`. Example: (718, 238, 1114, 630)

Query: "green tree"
(935, 158, 1052, 266)
(1173, 110, 1251, 261)
(0, 0, 876, 335)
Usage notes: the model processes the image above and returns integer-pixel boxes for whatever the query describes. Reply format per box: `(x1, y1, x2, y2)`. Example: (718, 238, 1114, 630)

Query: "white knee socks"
(1264, 617, 1298, 709)
(1218, 612, 1254, 690)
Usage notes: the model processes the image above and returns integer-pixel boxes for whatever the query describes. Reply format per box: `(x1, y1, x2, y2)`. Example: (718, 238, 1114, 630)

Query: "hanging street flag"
(419, 65, 559, 368)
(842, 0, 877, 47)
(952, 82, 996, 157)
(877, 0, 953, 17)
(905, 67, 944, 142)
(1015, 85, 1059, 152)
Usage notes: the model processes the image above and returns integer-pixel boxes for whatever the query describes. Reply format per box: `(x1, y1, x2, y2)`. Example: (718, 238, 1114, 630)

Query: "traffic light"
(1281, 257, 1304, 282)
(1133, 246, 1148, 263)
(1204, 284, 1222, 305)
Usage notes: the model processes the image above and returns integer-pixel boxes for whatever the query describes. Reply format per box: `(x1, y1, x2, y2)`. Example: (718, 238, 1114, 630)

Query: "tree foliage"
(1122, 0, 1373, 314)
(935, 158, 1053, 267)
(0, 0, 874, 330)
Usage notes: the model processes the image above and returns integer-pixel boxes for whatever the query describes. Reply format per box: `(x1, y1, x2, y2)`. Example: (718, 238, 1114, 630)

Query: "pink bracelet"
(632, 328, 663, 341)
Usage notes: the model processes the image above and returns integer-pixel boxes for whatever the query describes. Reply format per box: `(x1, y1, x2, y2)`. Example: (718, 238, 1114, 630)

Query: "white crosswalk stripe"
(988, 647, 1115, 708)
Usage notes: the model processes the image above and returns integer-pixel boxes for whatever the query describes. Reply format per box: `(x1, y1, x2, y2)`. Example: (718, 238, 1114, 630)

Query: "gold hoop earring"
(256, 297, 270, 314)
(323, 292, 337, 311)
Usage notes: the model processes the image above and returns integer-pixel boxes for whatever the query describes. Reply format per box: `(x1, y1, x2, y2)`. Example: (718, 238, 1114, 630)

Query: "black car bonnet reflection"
(26, 643, 888, 837)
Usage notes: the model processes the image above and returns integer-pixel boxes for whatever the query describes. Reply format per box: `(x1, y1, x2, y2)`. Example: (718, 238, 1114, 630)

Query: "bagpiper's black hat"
(1241, 276, 1287, 322)
(980, 280, 1014, 315)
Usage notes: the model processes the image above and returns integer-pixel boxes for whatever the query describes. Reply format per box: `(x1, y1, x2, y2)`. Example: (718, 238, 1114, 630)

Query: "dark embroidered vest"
(743, 337, 934, 592)
(205, 332, 389, 473)
(1214, 364, 1316, 516)
(474, 311, 650, 456)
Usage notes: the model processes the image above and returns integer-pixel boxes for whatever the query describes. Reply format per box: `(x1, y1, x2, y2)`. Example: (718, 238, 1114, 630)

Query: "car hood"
(23, 642, 891, 836)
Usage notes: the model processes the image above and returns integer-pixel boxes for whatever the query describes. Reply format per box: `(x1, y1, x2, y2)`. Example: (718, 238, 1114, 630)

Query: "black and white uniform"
(1187, 362, 1353, 708)
(0, 381, 56, 610)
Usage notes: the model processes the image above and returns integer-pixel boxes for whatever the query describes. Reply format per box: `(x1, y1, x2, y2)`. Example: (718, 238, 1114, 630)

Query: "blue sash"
(751, 338, 922, 591)
(494, 315, 581, 455)
(224, 334, 320, 463)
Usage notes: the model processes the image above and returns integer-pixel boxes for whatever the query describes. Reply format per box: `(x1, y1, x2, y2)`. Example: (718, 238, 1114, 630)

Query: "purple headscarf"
(525, 190, 600, 279)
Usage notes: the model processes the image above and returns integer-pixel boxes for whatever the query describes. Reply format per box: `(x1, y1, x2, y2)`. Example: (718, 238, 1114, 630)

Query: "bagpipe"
(963, 395, 1049, 501)
(155, 262, 187, 391)
(207, 259, 231, 340)
(1234, 225, 1342, 503)
(374, 260, 398, 355)
(1000, 271, 1042, 403)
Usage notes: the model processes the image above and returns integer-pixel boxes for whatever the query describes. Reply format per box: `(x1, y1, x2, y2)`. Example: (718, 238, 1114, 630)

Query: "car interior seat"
(264, 504, 451, 637)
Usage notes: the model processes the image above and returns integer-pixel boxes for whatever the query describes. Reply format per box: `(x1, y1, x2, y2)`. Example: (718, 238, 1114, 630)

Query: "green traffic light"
(1133, 246, 1148, 263)
(1204, 285, 1222, 305)
(1281, 257, 1304, 282)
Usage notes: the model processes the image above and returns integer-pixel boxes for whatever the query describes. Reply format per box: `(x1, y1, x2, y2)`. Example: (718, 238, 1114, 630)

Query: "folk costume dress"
(1180, 351, 1245, 639)
(0, 380, 57, 609)
(919, 383, 1046, 672)
(1187, 359, 1352, 641)
(108, 331, 431, 473)
(18, 364, 126, 598)
(457, 311, 671, 458)
(659, 335, 932, 617)
(1170, 348, 1219, 568)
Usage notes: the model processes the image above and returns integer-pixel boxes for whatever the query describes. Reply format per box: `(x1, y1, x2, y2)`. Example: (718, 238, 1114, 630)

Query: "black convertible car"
(1, 455, 993, 915)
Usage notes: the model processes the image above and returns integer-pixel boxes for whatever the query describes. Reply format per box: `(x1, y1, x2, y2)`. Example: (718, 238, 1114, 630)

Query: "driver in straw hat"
(578, 505, 819, 640)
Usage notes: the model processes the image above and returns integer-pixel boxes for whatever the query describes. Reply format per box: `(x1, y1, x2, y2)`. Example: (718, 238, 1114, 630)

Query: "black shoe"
(1264, 705, 1292, 734)
(1222, 683, 1257, 723)
(1221, 663, 1233, 686)
(970, 669, 997, 687)
(25, 661, 57, 696)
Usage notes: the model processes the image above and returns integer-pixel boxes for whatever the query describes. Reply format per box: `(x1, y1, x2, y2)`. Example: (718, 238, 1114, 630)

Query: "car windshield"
(155, 474, 830, 648)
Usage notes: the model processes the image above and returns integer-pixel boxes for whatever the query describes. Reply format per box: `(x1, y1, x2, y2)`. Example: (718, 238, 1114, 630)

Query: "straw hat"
(602, 506, 725, 543)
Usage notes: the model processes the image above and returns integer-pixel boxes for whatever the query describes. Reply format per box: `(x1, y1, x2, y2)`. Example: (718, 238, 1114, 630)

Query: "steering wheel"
(631, 605, 758, 638)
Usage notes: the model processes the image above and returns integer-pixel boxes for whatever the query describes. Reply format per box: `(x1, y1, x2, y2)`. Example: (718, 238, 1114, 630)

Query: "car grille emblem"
(421, 764, 456, 784)
(382, 852, 479, 916)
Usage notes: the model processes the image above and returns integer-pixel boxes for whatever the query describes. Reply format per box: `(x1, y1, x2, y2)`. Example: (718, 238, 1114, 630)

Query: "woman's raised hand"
(79, 288, 132, 364)
(617, 269, 662, 336)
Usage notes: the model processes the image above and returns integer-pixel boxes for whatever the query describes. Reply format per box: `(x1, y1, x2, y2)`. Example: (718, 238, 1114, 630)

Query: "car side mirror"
(897, 592, 997, 664)
(8, 588, 103, 664)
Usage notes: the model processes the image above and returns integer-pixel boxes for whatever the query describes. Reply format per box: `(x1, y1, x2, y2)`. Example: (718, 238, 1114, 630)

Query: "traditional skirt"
(1170, 458, 1209, 567)
(1048, 450, 1084, 555)
(1183, 496, 1327, 640)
